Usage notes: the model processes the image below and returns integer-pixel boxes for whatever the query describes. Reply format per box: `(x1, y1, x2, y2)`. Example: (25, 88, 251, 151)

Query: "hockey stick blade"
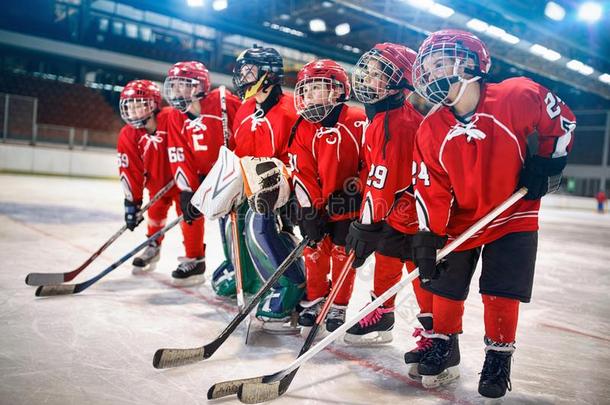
(153, 347, 205, 369)
(230, 189, 527, 403)
(208, 376, 264, 400)
(33, 216, 182, 297)
(26, 272, 65, 286)
(35, 284, 77, 297)
(25, 180, 175, 287)
(152, 238, 309, 369)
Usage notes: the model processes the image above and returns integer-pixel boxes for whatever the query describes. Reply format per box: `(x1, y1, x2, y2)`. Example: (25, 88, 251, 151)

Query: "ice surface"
(1, 174, 609, 404)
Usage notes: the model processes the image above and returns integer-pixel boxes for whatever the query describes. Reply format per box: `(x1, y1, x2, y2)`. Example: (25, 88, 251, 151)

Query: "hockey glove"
(412, 230, 447, 284)
(377, 223, 412, 261)
(345, 221, 383, 268)
(180, 191, 202, 224)
(124, 199, 143, 231)
(519, 155, 567, 200)
(298, 206, 328, 244)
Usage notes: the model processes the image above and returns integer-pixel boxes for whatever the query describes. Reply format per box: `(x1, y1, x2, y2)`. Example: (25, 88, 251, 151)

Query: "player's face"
(421, 52, 462, 102)
(363, 59, 389, 90)
(239, 64, 259, 86)
(301, 81, 333, 106)
(120, 98, 154, 127)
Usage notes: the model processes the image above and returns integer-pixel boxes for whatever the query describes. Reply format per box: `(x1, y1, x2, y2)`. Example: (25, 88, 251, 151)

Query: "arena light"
(578, 2, 603, 23)
(429, 3, 455, 18)
(530, 44, 561, 61)
(466, 18, 489, 32)
(187, 0, 204, 7)
(599, 73, 610, 84)
(566, 59, 594, 75)
(309, 18, 327, 32)
(212, 0, 227, 11)
(335, 23, 351, 36)
(545, 2, 566, 21)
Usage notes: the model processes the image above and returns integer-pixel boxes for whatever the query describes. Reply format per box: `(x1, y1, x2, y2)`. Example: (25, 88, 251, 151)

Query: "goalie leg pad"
(244, 209, 305, 319)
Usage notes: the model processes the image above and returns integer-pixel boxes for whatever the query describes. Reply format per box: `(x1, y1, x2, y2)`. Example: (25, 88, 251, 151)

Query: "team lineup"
(27, 28, 576, 402)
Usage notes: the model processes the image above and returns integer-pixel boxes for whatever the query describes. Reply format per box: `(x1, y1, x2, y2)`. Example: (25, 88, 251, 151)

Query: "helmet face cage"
(413, 42, 480, 105)
(232, 62, 263, 99)
(294, 77, 345, 123)
(119, 97, 157, 128)
(352, 50, 403, 104)
(163, 76, 202, 112)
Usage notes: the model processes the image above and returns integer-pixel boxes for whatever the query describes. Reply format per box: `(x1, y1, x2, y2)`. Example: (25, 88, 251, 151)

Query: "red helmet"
(163, 61, 211, 112)
(119, 80, 161, 128)
(413, 29, 491, 105)
(352, 42, 417, 104)
(295, 59, 350, 123)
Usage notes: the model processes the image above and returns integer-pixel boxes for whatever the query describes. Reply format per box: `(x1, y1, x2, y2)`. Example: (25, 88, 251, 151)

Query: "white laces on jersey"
(447, 116, 486, 142)
(250, 108, 265, 131)
(141, 133, 163, 153)
(186, 117, 208, 132)
(314, 126, 342, 161)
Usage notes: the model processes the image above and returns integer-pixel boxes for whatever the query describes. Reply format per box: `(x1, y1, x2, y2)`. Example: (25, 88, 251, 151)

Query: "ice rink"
(1, 173, 609, 405)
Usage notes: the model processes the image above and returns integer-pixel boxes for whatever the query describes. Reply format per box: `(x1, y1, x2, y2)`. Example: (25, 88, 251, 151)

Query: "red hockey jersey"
(165, 88, 241, 192)
(360, 102, 423, 234)
(117, 107, 174, 202)
(289, 104, 366, 221)
(233, 92, 297, 163)
(413, 77, 576, 250)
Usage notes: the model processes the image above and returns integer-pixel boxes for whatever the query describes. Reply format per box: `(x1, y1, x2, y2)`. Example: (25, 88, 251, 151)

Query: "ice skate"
(132, 241, 160, 273)
(259, 311, 301, 335)
(344, 296, 394, 345)
(404, 314, 433, 381)
(171, 256, 205, 286)
(418, 333, 461, 388)
(478, 338, 514, 398)
(325, 304, 346, 332)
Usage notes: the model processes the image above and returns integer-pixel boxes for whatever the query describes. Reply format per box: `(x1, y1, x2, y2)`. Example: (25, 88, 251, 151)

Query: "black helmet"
(232, 45, 284, 99)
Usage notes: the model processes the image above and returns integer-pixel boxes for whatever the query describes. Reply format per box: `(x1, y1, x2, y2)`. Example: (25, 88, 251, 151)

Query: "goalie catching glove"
(240, 156, 292, 215)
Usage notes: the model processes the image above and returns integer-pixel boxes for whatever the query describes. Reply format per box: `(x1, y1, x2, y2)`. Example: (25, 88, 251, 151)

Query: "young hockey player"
(410, 29, 576, 396)
(117, 79, 178, 272)
(343, 44, 434, 366)
(221, 45, 305, 333)
(162, 61, 241, 285)
(288, 59, 366, 332)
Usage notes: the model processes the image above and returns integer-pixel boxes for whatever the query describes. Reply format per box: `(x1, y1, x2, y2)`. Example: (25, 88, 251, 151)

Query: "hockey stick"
(152, 237, 309, 369)
(208, 188, 527, 402)
(25, 180, 175, 286)
(218, 85, 249, 342)
(35, 216, 183, 297)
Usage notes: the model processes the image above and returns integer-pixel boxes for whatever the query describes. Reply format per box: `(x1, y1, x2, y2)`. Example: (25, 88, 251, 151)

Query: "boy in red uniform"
(117, 80, 179, 271)
(162, 61, 241, 285)
(410, 29, 576, 396)
(288, 59, 366, 332)
(343, 44, 434, 362)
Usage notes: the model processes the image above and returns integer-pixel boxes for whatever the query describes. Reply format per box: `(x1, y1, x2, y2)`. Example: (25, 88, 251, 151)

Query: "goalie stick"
(35, 216, 183, 297)
(152, 237, 309, 369)
(25, 180, 175, 286)
(219, 84, 250, 343)
(208, 188, 527, 403)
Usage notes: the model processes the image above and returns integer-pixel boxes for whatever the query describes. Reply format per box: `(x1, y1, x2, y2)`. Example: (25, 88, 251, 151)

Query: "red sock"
(433, 295, 464, 335)
(405, 260, 433, 314)
(482, 294, 519, 343)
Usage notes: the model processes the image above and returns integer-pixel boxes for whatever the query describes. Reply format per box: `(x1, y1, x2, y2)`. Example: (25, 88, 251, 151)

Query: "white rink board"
(0, 173, 609, 405)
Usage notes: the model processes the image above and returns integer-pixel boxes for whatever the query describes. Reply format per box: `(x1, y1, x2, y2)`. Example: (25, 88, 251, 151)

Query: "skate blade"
(299, 326, 328, 340)
(421, 366, 460, 389)
(132, 262, 157, 275)
(343, 330, 393, 346)
(171, 274, 205, 287)
(260, 320, 301, 335)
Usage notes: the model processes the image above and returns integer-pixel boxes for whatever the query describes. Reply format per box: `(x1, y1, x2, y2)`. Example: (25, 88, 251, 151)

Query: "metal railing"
(0, 92, 116, 150)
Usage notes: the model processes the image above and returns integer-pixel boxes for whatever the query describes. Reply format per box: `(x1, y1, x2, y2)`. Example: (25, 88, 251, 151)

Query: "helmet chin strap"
(443, 58, 481, 107)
